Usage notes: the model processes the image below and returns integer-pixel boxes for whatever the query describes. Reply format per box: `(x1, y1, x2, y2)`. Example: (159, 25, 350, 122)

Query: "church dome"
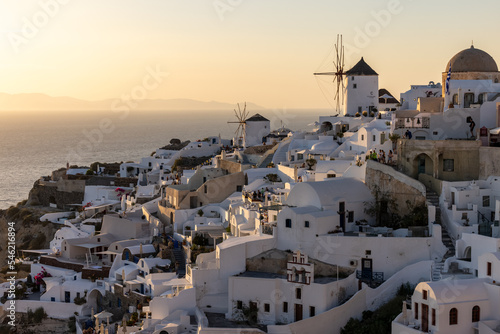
(446, 45, 498, 72)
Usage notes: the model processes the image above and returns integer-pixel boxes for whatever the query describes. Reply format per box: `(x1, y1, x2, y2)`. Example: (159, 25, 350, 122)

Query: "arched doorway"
(320, 122, 333, 133)
(463, 246, 471, 260)
(87, 289, 105, 314)
(413, 153, 434, 178)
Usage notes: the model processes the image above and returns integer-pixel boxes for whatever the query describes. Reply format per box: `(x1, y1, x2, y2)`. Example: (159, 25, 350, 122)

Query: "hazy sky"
(0, 0, 499, 109)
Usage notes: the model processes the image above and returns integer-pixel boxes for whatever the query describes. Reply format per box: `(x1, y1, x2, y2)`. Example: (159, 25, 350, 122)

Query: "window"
(432, 308, 436, 326)
(415, 302, 419, 319)
(353, 84, 357, 89)
(365, 250, 371, 256)
(296, 288, 302, 300)
(97, 238, 100, 242)
(373, 135, 376, 141)
(348, 211, 354, 223)
(423, 290, 427, 300)
(361, 134, 364, 141)
(76, 292, 80, 299)
(283, 302, 288, 313)
(204, 185, 207, 193)
(472, 305, 480, 322)
(487, 262, 492, 276)
(118, 298, 121, 307)
(327, 173, 336, 178)
(443, 159, 454, 172)
(358, 107, 362, 113)
(264, 303, 270, 312)
(310, 306, 316, 317)
(304, 221, 310, 228)
(452, 94, 459, 105)
(236, 185, 243, 192)
(286, 219, 292, 228)
(51, 297, 55, 302)
(483, 196, 490, 207)
(449, 308, 458, 325)
(297, 153, 303, 160)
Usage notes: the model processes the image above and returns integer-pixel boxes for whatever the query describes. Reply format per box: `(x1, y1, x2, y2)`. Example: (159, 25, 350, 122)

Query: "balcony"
(356, 270, 384, 282)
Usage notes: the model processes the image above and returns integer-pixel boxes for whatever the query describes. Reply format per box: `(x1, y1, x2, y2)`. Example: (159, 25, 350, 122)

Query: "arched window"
(449, 308, 458, 325)
(472, 305, 480, 322)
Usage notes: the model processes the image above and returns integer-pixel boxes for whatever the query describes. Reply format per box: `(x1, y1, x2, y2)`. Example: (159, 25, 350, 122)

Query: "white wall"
(150, 287, 196, 319)
(268, 260, 432, 334)
(345, 75, 378, 116)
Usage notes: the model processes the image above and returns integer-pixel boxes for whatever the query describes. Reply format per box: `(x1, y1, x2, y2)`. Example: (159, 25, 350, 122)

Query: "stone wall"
(365, 160, 426, 216)
(397, 139, 481, 181)
(479, 146, 500, 179)
(27, 179, 85, 209)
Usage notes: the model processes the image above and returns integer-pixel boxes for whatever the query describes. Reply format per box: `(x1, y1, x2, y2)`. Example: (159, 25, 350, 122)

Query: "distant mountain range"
(0, 93, 265, 111)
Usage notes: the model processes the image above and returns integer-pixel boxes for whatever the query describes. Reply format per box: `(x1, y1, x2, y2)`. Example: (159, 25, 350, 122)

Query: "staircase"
(426, 188, 455, 281)
(272, 139, 291, 165)
(173, 247, 186, 278)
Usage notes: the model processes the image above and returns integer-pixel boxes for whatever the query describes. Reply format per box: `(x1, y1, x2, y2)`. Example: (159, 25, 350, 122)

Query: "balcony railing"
(356, 270, 384, 282)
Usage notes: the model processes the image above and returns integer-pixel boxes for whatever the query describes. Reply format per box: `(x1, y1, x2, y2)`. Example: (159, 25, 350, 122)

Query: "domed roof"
(446, 45, 498, 72)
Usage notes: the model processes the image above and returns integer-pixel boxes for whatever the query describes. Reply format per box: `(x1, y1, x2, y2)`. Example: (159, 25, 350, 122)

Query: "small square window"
(310, 306, 315, 317)
(264, 303, 270, 312)
(353, 84, 357, 89)
(365, 250, 371, 255)
(305, 221, 310, 228)
(296, 288, 302, 300)
(443, 159, 454, 172)
(286, 219, 292, 228)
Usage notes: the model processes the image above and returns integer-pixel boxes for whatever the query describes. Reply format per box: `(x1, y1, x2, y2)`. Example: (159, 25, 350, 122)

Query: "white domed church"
(394, 45, 500, 140)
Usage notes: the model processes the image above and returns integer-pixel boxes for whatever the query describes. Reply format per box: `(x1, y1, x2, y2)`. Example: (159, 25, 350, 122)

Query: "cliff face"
(0, 205, 60, 280)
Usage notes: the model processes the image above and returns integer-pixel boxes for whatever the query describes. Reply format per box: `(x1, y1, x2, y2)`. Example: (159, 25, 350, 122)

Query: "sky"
(0, 0, 499, 110)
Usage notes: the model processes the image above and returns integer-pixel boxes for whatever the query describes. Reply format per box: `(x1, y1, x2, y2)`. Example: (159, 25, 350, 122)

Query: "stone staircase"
(173, 247, 186, 278)
(426, 188, 455, 281)
(271, 139, 291, 165)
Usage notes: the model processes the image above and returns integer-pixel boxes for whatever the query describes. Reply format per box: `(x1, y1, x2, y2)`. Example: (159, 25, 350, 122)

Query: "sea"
(0, 109, 328, 209)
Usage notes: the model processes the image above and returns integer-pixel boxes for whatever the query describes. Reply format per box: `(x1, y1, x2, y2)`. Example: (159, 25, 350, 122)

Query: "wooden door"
(294, 304, 303, 322)
(422, 304, 429, 332)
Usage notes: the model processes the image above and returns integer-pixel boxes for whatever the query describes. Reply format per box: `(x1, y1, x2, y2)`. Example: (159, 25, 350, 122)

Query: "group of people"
(243, 188, 272, 202)
(367, 149, 394, 165)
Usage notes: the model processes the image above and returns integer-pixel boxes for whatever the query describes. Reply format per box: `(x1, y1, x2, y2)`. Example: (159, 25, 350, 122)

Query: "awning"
(21, 249, 52, 255)
(76, 243, 102, 249)
(208, 231, 224, 239)
(94, 250, 120, 255)
(490, 127, 500, 135)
